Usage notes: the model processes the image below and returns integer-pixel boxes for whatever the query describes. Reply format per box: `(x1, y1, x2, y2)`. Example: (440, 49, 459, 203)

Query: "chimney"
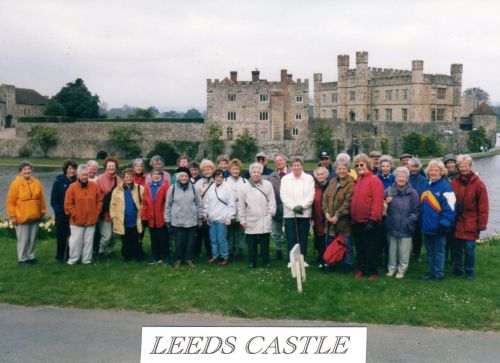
(252, 70, 260, 82)
(230, 71, 237, 83)
(281, 69, 287, 84)
(287, 74, 293, 82)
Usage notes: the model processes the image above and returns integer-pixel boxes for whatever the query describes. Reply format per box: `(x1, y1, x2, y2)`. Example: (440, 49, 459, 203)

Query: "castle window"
(373, 90, 379, 101)
(259, 94, 269, 102)
(350, 91, 356, 101)
(296, 95, 303, 103)
(295, 113, 302, 120)
(374, 109, 379, 121)
(403, 89, 408, 100)
(228, 94, 236, 101)
(395, 89, 399, 99)
(227, 127, 233, 140)
(322, 94, 326, 103)
(386, 90, 392, 101)
(259, 111, 269, 121)
(436, 108, 445, 121)
(385, 109, 392, 121)
(332, 93, 337, 103)
(402, 108, 408, 121)
(292, 128, 299, 136)
(228, 111, 236, 121)
(432, 88, 437, 99)
(332, 109, 337, 119)
(260, 131, 268, 140)
(437, 88, 446, 100)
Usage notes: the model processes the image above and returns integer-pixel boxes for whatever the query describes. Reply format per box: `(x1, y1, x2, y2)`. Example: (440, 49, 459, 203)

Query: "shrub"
(27, 125, 58, 157)
(206, 124, 225, 159)
(468, 127, 489, 152)
(96, 150, 108, 160)
(109, 126, 143, 158)
(147, 141, 179, 166)
(230, 129, 259, 162)
(18, 144, 32, 158)
(312, 123, 335, 158)
(172, 141, 200, 159)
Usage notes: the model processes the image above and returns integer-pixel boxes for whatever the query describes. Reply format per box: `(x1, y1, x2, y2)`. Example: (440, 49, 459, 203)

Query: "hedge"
(18, 117, 204, 123)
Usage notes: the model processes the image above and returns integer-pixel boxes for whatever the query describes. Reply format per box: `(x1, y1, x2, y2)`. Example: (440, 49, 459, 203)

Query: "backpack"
(323, 234, 347, 265)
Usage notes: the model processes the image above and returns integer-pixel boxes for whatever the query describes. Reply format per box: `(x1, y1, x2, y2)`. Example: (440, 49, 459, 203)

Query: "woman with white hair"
(384, 167, 419, 279)
(377, 155, 395, 190)
(450, 154, 489, 280)
(145, 155, 172, 184)
(420, 159, 456, 281)
(132, 158, 146, 186)
(238, 162, 276, 268)
(336, 152, 357, 180)
(64, 164, 103, 264)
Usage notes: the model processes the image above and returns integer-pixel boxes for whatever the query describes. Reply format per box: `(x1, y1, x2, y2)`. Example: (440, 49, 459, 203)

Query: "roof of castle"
(15, 88, 48, 106)
(471, 102, 497, 116)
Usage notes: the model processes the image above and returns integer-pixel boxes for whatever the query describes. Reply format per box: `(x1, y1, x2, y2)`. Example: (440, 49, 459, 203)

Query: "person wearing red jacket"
(350, 153, 384, 280)
(142, 168, 171, 265)
(451, 154, 489, 280)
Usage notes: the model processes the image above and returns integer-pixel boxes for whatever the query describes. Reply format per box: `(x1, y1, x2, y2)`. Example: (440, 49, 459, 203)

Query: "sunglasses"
(257, 157, 266, 161)
(355, 163, 366, 168)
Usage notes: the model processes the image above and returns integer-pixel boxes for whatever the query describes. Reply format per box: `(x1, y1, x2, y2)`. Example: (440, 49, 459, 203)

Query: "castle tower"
(411, 60, 424, 121)
(355, 51, 369, 121)
(313, 73, 322, 118)
(337, 55, 350, 121)
(451, 63, 463, 125)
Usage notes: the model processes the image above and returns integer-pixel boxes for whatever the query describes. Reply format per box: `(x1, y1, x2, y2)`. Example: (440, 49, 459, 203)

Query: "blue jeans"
(424, 234, 446, 278)
(284, 218, 310, 260)
(453, 239, 475, 276)
(209, 221, 229, 259)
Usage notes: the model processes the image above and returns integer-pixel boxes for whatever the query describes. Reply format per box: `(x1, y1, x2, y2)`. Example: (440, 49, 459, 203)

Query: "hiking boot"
(207, 258, 217, 264)
(386, 271, 396, 277)
(219, 259, 230, 266)
(395, 272, 405, 279)
(27, 258, 39, 265)
(354, 271, 363, 279)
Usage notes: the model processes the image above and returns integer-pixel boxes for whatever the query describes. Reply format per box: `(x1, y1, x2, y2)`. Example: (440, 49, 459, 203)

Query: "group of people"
(6, 149, 489, 281)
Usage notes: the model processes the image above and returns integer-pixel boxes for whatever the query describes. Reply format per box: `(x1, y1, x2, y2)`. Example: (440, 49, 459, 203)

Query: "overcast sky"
(1, 0, 499, 111)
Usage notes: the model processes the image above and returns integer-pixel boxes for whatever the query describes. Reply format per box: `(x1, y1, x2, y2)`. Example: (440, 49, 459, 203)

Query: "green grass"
(0, 232, 498, 331)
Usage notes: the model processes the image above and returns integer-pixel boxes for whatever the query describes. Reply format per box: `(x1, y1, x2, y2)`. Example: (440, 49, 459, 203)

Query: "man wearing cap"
(369, 151, 382, 174)
(254, 152, 273, 176)
(399, 153, 412, 168)
(443, 154, 458, 181)
(318, 151, 336, 182)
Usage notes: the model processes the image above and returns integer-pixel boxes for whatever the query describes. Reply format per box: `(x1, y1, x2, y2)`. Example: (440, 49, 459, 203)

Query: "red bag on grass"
(323, 234, 347, 265)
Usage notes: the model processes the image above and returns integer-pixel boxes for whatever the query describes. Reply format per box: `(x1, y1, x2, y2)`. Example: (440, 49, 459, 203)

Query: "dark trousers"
(412, 221, 423, 260)
(378, 221, 388, 266)
(138, 220, 148, 258)
(247, 233, 270, 266)
(93, 222, 101, 255)
(175, 226, 196, 262)
(352, 223, 380, 276)
(284, 218, 310, 260)
(445, 233, 455, 263)
(314, 234, 326, 263)
(56, 221, 70, 261)
(121, 227, 141, 261)
(150, 226, 170, 261)
(195, 223, 211, 258)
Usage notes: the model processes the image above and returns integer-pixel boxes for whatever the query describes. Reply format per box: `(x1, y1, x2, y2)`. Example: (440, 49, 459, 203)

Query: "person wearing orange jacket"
(6, 161, 46, 265)
(64, 164, 103, 265)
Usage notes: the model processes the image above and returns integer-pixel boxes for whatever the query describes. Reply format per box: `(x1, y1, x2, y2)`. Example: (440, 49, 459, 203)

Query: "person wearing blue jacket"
(408, 157, 427, 261)
(384, 167, 420, 279)
(420, 159, 456, 281)
(50, 160, 77, 263)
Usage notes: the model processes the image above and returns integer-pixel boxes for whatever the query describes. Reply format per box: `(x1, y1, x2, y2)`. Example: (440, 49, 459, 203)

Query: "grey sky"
(1, 0, 499, 111)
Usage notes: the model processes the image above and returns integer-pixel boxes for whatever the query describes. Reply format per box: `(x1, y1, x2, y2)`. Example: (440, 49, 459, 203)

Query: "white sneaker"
(396, 272, 405, 279)
(386, 271, 396, 277)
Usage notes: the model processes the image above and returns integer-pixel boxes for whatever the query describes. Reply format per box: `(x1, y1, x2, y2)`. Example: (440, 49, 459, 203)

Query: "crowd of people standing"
(5, 149, 489, 281)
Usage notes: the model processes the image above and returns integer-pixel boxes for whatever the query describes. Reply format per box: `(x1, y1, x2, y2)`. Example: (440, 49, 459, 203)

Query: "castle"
(313, 51, 463, 125)
(206, 70, 309, 142)
(0, 84, 48, 128)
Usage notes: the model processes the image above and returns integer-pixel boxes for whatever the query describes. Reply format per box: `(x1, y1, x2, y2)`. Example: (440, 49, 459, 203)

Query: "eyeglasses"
(355, 163, 365, 168)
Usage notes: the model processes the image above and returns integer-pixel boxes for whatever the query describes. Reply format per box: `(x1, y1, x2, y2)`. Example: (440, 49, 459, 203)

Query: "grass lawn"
(0, 232, 498, 331)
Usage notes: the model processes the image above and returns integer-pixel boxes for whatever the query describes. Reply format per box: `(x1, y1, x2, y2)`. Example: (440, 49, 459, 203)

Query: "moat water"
(1, 137, 499, 237)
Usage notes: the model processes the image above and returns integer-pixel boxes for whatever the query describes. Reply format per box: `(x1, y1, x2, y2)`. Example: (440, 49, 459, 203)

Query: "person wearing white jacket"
(203, 169, 236, 266)
(280, 158, 315, 260)
(224, 159, 248, 260)
(239, 163, 276, 268)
